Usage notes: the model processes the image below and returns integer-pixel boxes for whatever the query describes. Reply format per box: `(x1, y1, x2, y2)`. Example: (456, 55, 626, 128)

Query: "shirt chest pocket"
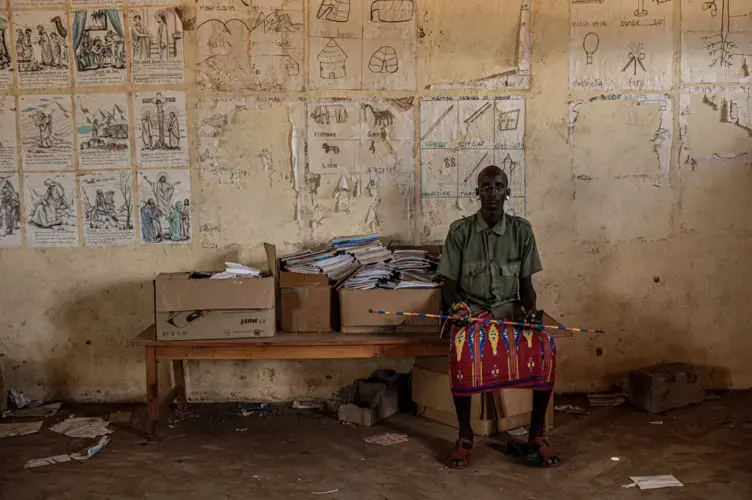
(460, 260, 489, 297)
(496, 258, 521, 299)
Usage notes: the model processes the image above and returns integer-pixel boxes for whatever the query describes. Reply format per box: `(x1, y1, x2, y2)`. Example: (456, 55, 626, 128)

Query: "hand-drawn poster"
(20, 94, 74, 172)
(133, 91, 189, 168)
(129, 0, 176, 4)
(248, 0, 304, 90)
(24, 172, 79, 248)
(72, 0, 123, 6)
(130, 7, 185, 85)
(570, 0, 674, 91)
(75, 93, 130, 170)
(680, 86, 752, 165)
(137, 169, 191, 245)
(196, 0, 252, 91)
(0, 14, 13, 89)
(682, 0, 752, 84)
(71, 9, 127, 87)
(0, 96, 18, 172)
(12, 0, 64, 7)
(79, 171, 136, 246)
(307, 98, 414, 176)
(13, 11, 71, 90)
(0, 172, 22, 249)
(308, 0, 417, 90)
(420, 96, 526, 211)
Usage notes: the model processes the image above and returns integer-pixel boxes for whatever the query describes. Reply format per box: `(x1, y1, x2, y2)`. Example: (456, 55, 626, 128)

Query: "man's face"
(477, 172, 508, 212)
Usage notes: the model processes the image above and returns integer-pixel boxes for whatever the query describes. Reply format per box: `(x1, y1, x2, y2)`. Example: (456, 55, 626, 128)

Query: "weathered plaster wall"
(1, 0, 751, 403)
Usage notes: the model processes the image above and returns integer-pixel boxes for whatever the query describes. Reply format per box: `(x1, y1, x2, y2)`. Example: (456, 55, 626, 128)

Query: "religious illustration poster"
(133, 91, 189, 168)
(13, 11, 72, 90)
(79, 171, 136, 246)
(247, 0, 305, 91)
(681, 0, 752, 84)
(308, 0, 417, 90)
(24, 172, 79, 248)
(680, 86, 752, 166)
(0, 96, 18, 172)
(420, 96, 526, 215)
(75, 93, 130, 170)
(70, 9, 127, 87)
(0, 172, 22, 249)
(0, 13, 13, 89)
(569, 0, 674, 91)
(196, 0, 253, 91)
(20, 94, 74, 172)
(306, 98, 414, 176)
(129, 7, 185, 85)
(137, 169, 191, 245)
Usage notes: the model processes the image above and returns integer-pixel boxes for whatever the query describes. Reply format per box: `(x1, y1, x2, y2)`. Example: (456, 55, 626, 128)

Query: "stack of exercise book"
(280, 234, 389, 284)
(383, 249, 441, 289)
(342, 249, 442, 290)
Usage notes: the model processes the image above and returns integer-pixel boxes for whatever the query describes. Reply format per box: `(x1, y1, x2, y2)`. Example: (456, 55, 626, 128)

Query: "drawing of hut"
(317, 0, 351, 22)
(370, 0, 414, 23)
(368, 46, 398, 73)
(318, 38, 347, 79)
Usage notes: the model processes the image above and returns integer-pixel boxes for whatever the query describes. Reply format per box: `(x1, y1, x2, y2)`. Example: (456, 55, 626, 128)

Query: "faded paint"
(0, 0, 751, 405)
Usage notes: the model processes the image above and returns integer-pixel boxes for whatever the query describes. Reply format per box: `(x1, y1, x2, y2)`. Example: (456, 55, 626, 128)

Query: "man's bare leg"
(449, 395, 474, 467)
(529, 389, 551, 440)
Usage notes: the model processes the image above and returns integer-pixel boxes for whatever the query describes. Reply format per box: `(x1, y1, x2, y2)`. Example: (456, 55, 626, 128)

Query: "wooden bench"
(129, 325, 449, 431)
(129, 313, 568, 432)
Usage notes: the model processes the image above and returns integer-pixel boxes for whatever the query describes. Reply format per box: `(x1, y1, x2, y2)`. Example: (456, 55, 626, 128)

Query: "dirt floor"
(1, 392, 751, 500)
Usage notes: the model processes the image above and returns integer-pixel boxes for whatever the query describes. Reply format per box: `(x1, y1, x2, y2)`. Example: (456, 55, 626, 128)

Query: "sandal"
(448, 438, 473, 469)
(504, 437, 561, 468)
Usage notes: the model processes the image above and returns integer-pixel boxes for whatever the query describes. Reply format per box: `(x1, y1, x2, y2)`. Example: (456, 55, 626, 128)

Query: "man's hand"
(451, 301, 472, 327)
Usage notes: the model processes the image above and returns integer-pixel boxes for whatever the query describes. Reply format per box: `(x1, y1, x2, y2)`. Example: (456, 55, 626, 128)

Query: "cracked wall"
(1, 0, 751, 405)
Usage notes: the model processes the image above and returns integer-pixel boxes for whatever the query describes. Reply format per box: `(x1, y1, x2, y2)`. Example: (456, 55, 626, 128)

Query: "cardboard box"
(156, 309, 275, 340)
(155, 244, 276, 340)
(155, 273, 274, 312)
(412, 365, 540, 437)
(339, 288, 442, 333)
(279, 271, 336, 333)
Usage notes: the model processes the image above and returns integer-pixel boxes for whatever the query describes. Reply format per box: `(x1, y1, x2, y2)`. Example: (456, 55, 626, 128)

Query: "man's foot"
(447, 438, 473, 469)
(504, 437, 560, 468)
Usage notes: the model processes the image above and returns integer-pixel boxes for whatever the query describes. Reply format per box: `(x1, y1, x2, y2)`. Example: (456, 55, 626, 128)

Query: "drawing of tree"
(118, 171, 133, 229)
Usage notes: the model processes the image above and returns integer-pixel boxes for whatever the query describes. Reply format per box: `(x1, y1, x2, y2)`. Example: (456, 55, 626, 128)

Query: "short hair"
(477, 165, 507, 186)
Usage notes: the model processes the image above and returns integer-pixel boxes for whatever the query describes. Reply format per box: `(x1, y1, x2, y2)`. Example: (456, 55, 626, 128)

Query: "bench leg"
(145, 346, 159, 433)
(172, 360, 188, 412)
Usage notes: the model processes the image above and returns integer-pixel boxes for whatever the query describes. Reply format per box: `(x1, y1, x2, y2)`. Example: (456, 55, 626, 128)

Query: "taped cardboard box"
(156, 309, 275, 340)
(339, 288, 442, 333)
(155, 244, 276, 340)
(279, 272, 336, 332)
(412, 365, 540, 437)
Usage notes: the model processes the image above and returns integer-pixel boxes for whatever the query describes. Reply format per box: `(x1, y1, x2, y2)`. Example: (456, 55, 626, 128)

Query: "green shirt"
(437, 211, 543, 319)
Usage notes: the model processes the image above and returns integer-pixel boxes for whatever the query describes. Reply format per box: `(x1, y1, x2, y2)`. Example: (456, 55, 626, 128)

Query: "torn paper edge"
(429, 0, 531, 90)
(568, 94, 673, 183)
(25, 436, 110, 469)
(679, 85, 752, 166)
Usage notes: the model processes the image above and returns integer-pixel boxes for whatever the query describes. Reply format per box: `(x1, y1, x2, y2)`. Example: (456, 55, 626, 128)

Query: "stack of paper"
(385, 249, 441, 289)
(350, 243, 391, 266)
(210, 262, 263, 279)
(342, 265, 394, 290)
